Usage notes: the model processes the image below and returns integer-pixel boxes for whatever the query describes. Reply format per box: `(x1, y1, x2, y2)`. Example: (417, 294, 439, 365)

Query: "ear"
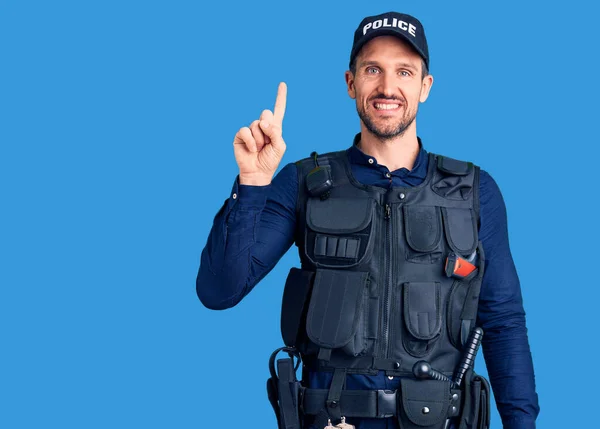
(419, 74, 434, 103)
(345, 70, 356, 99)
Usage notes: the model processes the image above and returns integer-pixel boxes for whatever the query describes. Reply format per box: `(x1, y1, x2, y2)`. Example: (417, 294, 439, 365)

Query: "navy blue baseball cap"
(349, 12, 429, 70)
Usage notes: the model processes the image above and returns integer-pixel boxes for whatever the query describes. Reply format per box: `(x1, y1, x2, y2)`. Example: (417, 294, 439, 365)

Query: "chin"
(372, 122, 403, 135)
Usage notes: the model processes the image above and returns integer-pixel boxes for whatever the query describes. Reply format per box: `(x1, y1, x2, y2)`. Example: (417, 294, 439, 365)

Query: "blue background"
(1, 0, 598, 427)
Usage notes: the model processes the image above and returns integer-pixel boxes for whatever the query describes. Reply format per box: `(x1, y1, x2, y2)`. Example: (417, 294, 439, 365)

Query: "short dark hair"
(350, 56, 429, 80)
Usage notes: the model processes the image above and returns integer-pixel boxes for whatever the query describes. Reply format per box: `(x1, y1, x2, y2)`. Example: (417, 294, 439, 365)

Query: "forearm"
(477, 263, 540, 428)
(196, 164, 298, 310)
(480, 315, 539, 429)
(197, 181, 270, 309)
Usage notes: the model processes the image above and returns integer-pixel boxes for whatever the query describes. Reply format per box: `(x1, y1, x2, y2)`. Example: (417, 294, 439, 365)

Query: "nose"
(378, 72, 398, 98)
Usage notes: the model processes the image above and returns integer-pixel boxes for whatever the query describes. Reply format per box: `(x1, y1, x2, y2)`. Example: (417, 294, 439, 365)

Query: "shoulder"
(478, 169, 505, 209)
(476, 168, 512, 246)
(293, 150, 347, 166)
(292, 150, 347, 183)
(273, 161, 300, 186)
(431, 152, 477, 175)
(278, 161, 298, 175)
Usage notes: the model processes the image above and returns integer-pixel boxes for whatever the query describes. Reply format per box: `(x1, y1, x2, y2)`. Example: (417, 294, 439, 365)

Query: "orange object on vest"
(445, 252, 477, 278)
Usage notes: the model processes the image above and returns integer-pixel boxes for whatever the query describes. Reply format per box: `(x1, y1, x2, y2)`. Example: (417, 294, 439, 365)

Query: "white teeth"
(375, 103, 399, 110)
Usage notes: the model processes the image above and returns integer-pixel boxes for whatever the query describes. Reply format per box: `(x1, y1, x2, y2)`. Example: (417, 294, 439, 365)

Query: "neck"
(357, 121, 420, 172)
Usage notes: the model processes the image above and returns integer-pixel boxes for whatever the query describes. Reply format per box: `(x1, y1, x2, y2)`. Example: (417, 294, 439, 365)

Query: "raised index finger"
(273, 82, 287, 124)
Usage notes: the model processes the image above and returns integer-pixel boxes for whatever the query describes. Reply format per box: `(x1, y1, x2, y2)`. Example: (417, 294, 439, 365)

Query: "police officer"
(197, 11, 540, 429)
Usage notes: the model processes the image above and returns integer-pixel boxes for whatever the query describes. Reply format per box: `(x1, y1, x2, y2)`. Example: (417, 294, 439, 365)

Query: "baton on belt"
(454, 327, 484, 387)
(442, 327, 484, 429)
(412, 328, 484, 388)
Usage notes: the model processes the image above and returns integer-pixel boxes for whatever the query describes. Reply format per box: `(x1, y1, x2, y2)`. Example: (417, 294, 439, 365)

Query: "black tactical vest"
(274, 149, 489, 429)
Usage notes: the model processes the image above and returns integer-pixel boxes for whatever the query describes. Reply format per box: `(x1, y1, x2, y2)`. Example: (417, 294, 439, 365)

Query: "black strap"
(475, 375, 491, 429)
(277, 359, 301, 429)
(312, 151, 331, 168)
(437, 155, 473, 176)
(267, 347, 303, 429)
(460, 319, 472, 347)
(267, 376, 281, 428)
(305, 353, 403, 374)
(459, 243, 485, 345)
(303, 388, 398, 418)
(326, 368, 346, 421)
(318, 347, 332, 362)
(269, 346, 301, 379)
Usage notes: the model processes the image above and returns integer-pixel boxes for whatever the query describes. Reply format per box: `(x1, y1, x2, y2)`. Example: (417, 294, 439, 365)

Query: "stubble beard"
(357, 100, 417, 142)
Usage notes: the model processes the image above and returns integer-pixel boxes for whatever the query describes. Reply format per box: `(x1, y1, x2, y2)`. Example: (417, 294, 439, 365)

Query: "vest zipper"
(380, 203, 393, 358)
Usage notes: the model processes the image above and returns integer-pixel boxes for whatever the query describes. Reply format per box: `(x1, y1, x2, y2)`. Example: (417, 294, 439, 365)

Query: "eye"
(366, 67, 380, 74)
(400, 70, 411, 77)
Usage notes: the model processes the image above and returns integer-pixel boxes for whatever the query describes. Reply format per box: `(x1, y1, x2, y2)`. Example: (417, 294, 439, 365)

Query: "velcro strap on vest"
(437, 155, 473, 175)
(302, 388, 398, 418)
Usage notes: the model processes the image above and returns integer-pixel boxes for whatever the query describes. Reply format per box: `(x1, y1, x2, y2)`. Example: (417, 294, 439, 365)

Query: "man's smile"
(371, 99, 403, 114)
(374, 102, 400, 110)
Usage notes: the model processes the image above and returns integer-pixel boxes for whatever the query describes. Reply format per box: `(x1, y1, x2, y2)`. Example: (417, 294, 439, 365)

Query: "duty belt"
(301, 388, 401, 418)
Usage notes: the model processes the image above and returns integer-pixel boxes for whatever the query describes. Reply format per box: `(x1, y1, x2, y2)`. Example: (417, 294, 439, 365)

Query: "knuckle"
(251, 122, 263, 135)
(236, 127, 249, 140)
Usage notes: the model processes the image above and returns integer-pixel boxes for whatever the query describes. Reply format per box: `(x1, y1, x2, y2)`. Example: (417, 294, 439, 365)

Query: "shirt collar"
(347, 132, 429, 179)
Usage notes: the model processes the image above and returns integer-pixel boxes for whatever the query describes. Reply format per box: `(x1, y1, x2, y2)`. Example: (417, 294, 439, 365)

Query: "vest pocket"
(398, 378, 452, 429)
(441, 207, 478, 256)
(446, 278, 470, 350)
(457, 368, 491, 429)
(403, 205, 443, 264)
(431, 159, 474, 201)
(280, 268, 315, 348)
(446, 242, 485, 349)
(401, 282, 442, 357)
(305, 197, 375, 268)
(305, 269, 370, 357)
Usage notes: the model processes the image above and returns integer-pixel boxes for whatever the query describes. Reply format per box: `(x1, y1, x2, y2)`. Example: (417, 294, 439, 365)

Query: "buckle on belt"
(376, 389, 397, 418)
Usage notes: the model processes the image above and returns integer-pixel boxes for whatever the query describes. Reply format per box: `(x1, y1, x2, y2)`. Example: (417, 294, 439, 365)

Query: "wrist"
(239, 173, 272, 186)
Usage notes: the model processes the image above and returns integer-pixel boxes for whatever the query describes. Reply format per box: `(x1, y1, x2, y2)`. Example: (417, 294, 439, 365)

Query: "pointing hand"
(233, 82, 287, 186)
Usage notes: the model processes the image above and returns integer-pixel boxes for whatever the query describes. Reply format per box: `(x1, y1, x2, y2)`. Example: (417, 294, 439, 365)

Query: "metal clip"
(335, 416, 355, 429)
(323, 418, 336, 429)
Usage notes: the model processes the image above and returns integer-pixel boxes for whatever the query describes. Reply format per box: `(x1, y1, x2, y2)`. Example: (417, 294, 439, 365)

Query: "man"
(197, 11, 539, 429)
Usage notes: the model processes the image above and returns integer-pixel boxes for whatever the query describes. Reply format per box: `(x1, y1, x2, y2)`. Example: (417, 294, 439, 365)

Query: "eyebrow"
(359, 60, 418, 71)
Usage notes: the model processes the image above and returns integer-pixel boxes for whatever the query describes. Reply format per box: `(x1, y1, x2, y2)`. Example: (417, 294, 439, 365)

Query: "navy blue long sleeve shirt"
(197, 135, 540, 429)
